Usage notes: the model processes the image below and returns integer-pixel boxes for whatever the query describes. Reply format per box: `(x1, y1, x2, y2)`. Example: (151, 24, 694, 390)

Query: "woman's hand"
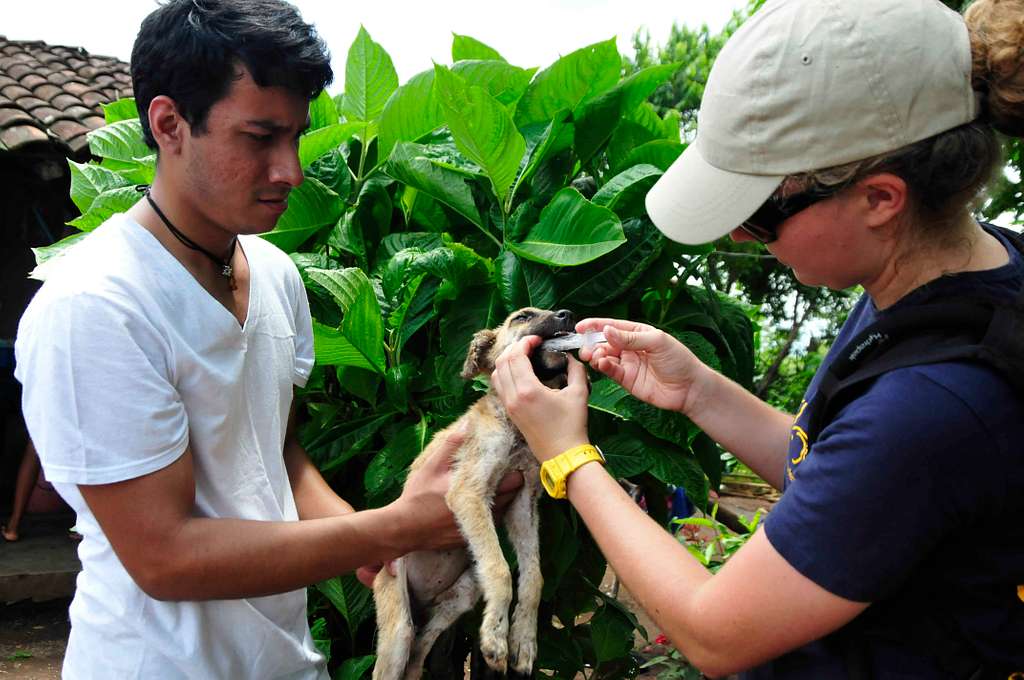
(491, 335, 591, 462)
(576, 318, 710, 415)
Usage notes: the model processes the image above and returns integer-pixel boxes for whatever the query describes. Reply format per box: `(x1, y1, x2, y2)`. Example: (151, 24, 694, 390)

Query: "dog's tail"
(371, 558, 415, 680)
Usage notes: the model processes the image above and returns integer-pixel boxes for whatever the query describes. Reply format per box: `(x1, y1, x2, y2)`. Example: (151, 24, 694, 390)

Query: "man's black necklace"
(144, 191, 238, 290)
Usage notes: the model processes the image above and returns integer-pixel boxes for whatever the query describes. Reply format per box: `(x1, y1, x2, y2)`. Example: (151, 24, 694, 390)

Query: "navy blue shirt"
(744, 226, 1024, 678)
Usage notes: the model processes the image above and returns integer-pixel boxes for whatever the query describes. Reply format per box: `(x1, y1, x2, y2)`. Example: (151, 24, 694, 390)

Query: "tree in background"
(626, 0, 1024, 413)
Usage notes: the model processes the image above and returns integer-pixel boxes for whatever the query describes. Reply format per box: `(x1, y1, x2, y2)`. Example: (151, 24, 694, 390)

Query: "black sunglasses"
(739, 189, 838, 243)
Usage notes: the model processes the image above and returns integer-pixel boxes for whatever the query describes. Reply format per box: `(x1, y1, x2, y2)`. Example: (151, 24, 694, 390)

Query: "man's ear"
(461, 329, 497, 379)
(148, 95, 187, 156)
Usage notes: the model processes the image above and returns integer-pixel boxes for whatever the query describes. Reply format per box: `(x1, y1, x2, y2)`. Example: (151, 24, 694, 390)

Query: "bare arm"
(78, 431, 466, 602)
(283, 402, 355, 520)
(565, 462, 866, 677)
(577, 319, 792, 490)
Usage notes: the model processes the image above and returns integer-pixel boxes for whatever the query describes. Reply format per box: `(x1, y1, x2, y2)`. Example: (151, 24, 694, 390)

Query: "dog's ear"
(461, 329, 498, 379)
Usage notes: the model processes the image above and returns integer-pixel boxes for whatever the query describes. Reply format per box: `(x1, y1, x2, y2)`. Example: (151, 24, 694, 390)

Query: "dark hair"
(131, 0, 333, 149)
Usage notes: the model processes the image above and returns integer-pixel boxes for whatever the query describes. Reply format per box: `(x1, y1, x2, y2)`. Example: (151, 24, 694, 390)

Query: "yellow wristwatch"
(540, 444, 605, 499)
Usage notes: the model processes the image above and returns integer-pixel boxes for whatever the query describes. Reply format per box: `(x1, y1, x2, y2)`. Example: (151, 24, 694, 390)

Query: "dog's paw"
(480, 630, 509, 674)
(508, 619, 536, 675)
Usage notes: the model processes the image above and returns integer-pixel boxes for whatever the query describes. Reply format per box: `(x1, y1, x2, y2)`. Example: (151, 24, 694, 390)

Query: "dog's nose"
(554, 309, 574, 324)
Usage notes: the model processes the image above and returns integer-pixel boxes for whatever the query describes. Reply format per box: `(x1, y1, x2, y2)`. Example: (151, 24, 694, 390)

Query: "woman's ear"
(857, 173, 908, 229)
(148, 95, 187, 155)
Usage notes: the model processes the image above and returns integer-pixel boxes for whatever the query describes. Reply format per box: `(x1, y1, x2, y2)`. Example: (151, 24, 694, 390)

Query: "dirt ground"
(0, 597, 69, 679)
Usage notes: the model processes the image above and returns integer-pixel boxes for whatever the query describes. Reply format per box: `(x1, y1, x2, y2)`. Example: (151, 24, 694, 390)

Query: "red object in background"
(654, 634, 669, 646)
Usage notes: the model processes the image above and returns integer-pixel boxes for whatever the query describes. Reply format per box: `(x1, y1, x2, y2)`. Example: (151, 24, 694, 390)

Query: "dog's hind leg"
(446, 463, 514, 673)
(372, 560, 416, 680)
(403, 569, 480, 680)
(504, 470, 544, 676)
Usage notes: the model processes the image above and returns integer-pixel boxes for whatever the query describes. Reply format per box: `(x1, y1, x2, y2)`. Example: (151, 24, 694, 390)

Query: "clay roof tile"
(0, 36, 131, 156)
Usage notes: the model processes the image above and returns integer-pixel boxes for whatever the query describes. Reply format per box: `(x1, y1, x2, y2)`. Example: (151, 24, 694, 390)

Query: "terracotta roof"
(0, 35, 133, 158)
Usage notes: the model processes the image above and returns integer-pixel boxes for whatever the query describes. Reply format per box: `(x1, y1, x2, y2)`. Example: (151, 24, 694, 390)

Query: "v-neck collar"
(122, 214, 257, 332)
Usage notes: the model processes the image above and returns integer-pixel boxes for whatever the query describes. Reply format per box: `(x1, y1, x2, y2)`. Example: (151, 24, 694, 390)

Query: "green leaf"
(308, 267, 386, 373)
(515, 38, 620, 126)
(595, 430, 655, 479)
(309, 89, 340, 130)
(30, 232, 89, 281)
(510, 111, 574, 204)
(433, 65, 525, 205)
(508, 188, 625, 266)
(589, 604, 635, 663)
(377, 69, 444, 165)
(574, 63, 681, 165)
(619, 140, 685, 173)
(336, 366, 382, 406)
(364, 416, 430, 495)
(557, 218, 664, 307)
(627, 101, 680, 141)
(334, 655, 376, 680)
(452, 33, 506, 62)
(437, 286, 501, 391)
(316, 575, 374, 632)
(607, 120, 658, 175)
(102, 98, 139, 124)
(588, 378, 631, 418)
(591, 165, 663, 217)
(299, 122, 362, 169)
(498, 250, 557, 311)
(452, 60, 534, 106)
(261, 178, 343, 252)
(384, 142, 484, 228)
(342, 26, 399, 123)
(98, 156, 155, 185)
(646, 441, 710, 514)
(312, 322, 377, 371)
(86, 119, 151, 164)
(68, 186, 142, 230)
(393, 276, 439, 350)
(385, 362, 415, 411)
(692, 432, 722, 499)
(539, 503, 579, 599)
(68, 160, 132, 214)
(306, 148, 353, 201)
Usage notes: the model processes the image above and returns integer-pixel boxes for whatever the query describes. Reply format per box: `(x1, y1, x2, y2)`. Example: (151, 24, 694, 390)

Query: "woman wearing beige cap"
(491, 0, 1024, 677)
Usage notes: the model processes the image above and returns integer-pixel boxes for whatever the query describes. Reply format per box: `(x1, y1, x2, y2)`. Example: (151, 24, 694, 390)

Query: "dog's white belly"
(405, 548, 473, 606)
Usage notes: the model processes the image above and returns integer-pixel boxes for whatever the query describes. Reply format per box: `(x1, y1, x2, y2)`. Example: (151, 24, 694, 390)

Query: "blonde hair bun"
(966, 0, 1024, 136)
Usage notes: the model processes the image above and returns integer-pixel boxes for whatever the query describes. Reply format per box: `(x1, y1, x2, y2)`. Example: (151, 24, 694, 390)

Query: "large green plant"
(46, 29, 754, 680)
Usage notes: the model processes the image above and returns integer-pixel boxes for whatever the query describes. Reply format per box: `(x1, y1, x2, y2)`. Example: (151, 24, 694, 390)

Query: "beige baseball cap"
(645, 0, 980, 245)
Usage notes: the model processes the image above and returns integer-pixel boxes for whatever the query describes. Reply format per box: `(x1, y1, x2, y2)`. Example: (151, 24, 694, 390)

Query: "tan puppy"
(371, 307, 576, 680)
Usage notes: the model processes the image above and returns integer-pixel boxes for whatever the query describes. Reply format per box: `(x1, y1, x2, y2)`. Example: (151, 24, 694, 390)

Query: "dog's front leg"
(504, 466, 543, 676)
(446, 463, 513, 673)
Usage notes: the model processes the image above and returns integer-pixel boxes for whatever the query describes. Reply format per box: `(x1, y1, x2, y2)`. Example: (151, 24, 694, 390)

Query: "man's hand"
(356, 439, 524, 588)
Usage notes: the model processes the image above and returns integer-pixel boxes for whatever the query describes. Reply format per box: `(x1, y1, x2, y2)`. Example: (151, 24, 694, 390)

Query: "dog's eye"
(513, 311, 535, 323)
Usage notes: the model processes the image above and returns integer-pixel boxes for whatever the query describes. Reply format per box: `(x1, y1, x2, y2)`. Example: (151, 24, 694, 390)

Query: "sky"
(5, 1, 747, 91)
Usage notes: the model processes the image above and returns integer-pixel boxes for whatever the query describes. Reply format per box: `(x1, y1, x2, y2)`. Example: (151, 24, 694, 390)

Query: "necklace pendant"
(222, 264, 233, 278)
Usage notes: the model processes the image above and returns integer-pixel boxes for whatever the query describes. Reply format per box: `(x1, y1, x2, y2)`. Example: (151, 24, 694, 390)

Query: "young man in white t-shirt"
(14, 2, 520, 678)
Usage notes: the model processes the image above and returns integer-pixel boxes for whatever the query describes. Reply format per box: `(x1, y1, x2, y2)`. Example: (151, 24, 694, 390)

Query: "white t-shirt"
(15, 213, 327, 680)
